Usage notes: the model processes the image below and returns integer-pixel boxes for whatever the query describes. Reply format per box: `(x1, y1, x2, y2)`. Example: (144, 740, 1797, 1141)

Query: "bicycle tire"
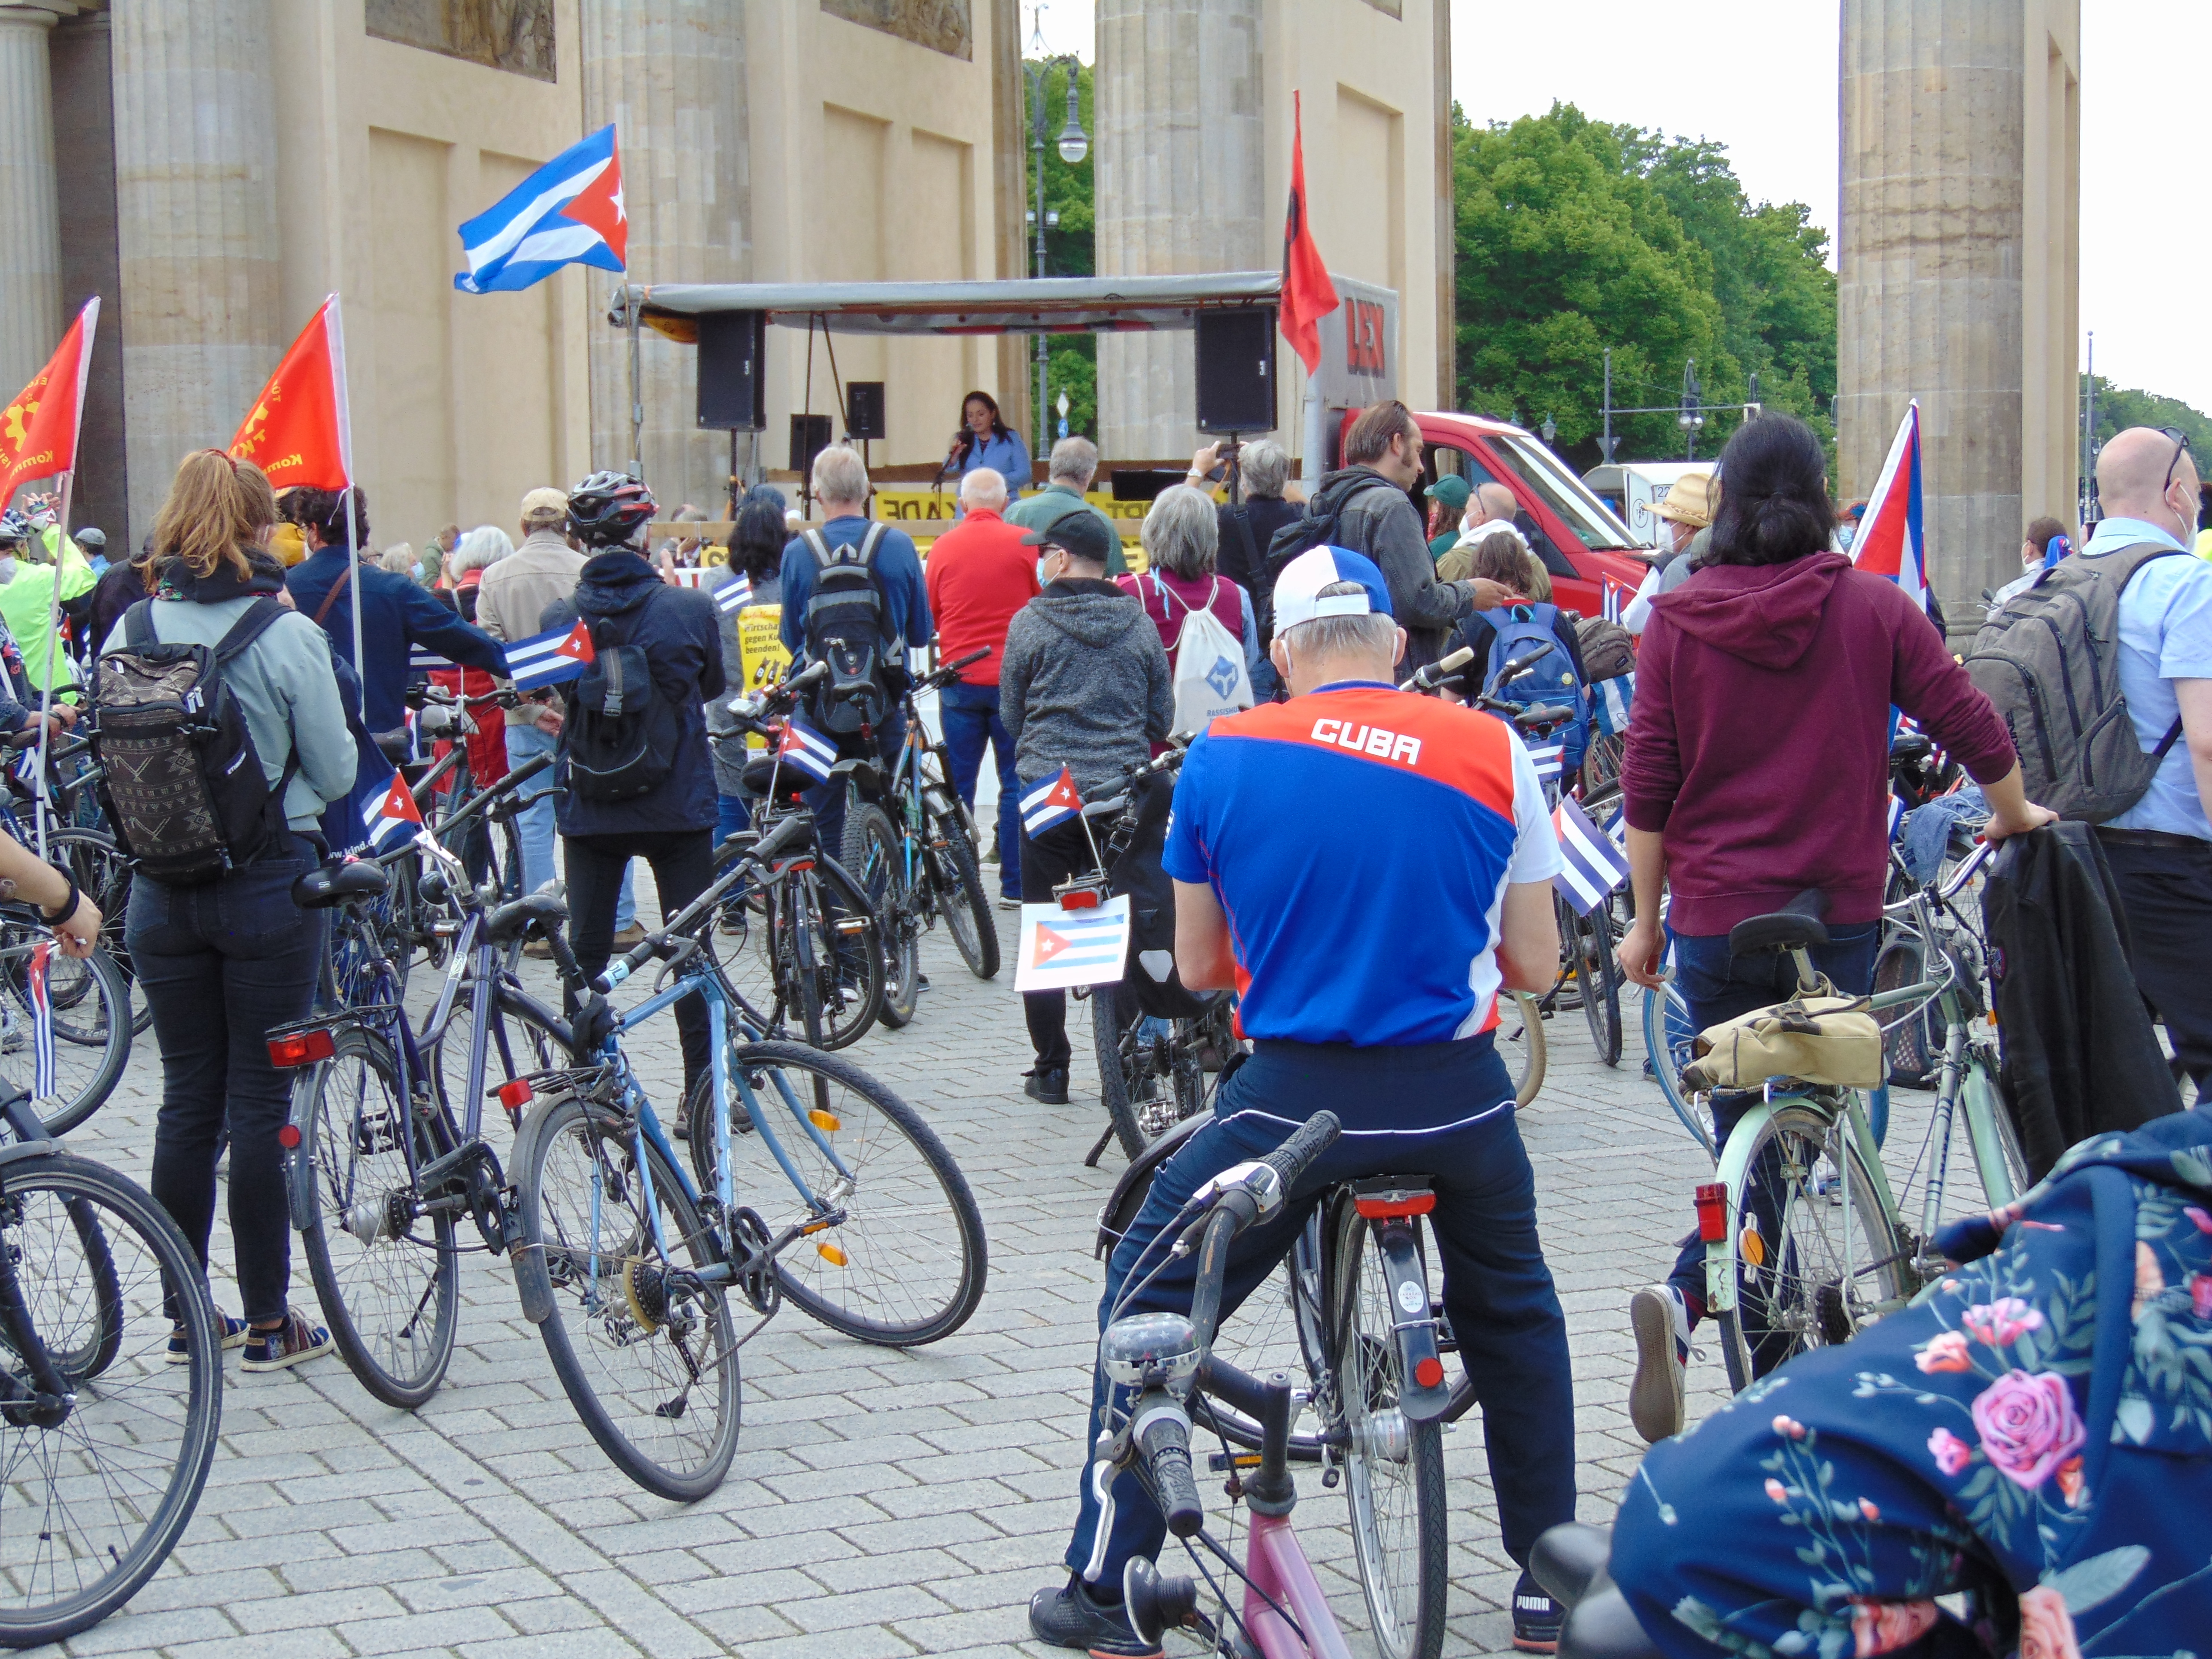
(515, 1090, 741, 1502)
(296, 1028, 459, 1411)
(1641, 982, 1713, 1156)
(1715, 1102, 1911, 1393)
(45, 831, 149, 1036)
(843, 802, 920, 1030)
(0, 923, 130, 1136)
(1574, 907, 1624, 1067)
(710, 1039, 985, 1345)
(1093, 983, 1149, 1163)
(1499, 990, 1545, 1109)
(925, 803, 999, 980)
(802, 859, 886, 1049)
(1325, 1197, 1448, 1659)
(0, 1153, 222, 1647)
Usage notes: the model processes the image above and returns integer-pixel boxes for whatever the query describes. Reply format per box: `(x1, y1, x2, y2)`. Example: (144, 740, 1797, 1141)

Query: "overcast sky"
(1030, 3, 2199, 415)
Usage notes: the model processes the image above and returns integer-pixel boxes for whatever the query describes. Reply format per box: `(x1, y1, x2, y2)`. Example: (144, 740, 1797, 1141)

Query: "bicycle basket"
(1681, 987, 1884, 1092)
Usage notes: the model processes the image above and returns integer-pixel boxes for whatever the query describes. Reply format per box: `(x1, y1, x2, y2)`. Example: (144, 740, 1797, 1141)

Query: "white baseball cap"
(1270, 546, 1396, 635)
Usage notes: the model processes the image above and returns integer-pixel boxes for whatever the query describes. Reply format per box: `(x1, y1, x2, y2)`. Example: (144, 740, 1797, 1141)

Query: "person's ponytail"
(1703, 415, 1835, 568)
(150, 451, 273, 580)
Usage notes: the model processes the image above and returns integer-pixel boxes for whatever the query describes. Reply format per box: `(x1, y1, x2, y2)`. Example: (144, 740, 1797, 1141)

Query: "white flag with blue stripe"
(504, 619, 596, 690)
(1552, 796, 1629, 916)
(714, 571, 754, 615)
(1014, 894, 1133, 991)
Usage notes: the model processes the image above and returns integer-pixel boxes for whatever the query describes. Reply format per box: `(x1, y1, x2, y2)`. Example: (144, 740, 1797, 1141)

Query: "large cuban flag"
(1851, 398, 1928, 612)
(455, 125, 628, 295)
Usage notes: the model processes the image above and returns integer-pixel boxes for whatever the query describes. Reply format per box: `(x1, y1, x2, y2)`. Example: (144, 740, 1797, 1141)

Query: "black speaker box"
(845, 381, 887, 441)
(788, 413, 833, 478)
(696, 310, 767, 430)
(1195, 307, 1276, 435)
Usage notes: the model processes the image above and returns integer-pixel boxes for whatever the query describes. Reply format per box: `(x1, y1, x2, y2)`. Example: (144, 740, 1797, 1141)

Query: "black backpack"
(93, 597, 295, 883)
(801, 523, 891, 736)
(1255, 472, 1397, 646)
(561, 591, 681, 802)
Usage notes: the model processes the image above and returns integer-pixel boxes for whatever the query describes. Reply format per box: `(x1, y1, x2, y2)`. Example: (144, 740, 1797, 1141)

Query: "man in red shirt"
(926, 467, 1040, 902)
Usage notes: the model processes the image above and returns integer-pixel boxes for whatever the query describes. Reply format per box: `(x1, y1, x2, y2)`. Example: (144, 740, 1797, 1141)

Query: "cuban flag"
(775, 719, 839, 784)
(1020, 766, 1082, 836)
(1852, 398, 1928, 612)
(1525, 740, 1565, 786)
(1601, 575, 1634, 626)
(1552, 797, 1630, 916)
(364, 770, 423, 852)
(409, 645, 453, 672)
(504, 620, 596, 690)
(454, 125, 627, 295)
(1592, 674, 1634, 738)
(1887, 791, 1906, 844)
(714, 571, 754, 616)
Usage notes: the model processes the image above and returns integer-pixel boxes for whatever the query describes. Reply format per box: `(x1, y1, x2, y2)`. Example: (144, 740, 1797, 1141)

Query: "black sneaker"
(1512, 1567, 1561, 1653)
(169, 1312, 249, 1365)
(1027, 1577, 1161, 1658)
(1024, 1066, 1070, 1105)
(240, 1309, 334, 1373)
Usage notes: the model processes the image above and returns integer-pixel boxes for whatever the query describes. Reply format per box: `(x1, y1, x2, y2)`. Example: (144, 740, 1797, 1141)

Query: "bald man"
(2082, 425, 2212, 1098)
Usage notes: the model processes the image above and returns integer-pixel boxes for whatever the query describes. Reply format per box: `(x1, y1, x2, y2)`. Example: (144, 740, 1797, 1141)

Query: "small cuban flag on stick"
(364, 769, 425, 853)
(1525, 739, 1565, 786)
(504, 619, 597, 691)
(1601, 575, 1634, 626)
(1015, 893, 1133, 993)
(1552, 796, 1630, 916)
(714, 571, 754, 616)
(1887, 791, 1906, 845)
(774, 719, 839, 785)
(1020, 766, 1083, 836)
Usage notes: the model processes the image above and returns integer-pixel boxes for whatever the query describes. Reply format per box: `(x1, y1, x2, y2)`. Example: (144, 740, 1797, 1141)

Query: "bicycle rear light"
(267, 1028, 336, 1069)
(1058, 889, 1099, 910)
(1353, 1189, 1436, 1220)
(1694, 1181, 1729, 1243)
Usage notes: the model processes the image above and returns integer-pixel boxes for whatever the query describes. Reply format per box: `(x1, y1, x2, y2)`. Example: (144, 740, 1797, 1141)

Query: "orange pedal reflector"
(816, 1242, 849, 1267)
(808, 1109, 841, 1132)
(1413, 1356, 1445, 1390)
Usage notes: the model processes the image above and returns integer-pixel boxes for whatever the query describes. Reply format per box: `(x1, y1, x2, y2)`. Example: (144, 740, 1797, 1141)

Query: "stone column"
(1838, 0, 2025, 623)
(1094, 0, 1265, 462)
(988, 0, 1030, 451)
(582, 0, 747, 513)
(112, 0, 281, 541)
(50, 9, 127, 541)
(0, 3, 62, 413)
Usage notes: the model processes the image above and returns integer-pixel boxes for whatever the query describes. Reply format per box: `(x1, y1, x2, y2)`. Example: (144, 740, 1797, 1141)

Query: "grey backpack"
(1960, 543, 2185, 822)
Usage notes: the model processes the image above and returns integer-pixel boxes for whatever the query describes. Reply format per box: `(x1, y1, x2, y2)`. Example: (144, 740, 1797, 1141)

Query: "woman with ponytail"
(107, 450, 356, 1373)
(1609, 413, 2055, 1440)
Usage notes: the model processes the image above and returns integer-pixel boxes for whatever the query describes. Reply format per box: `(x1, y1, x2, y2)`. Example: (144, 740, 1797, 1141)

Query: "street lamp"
(1024, 7, 1089, 455)
(1677, 359, 1705, 461)
(1540, 413, 1556, 446)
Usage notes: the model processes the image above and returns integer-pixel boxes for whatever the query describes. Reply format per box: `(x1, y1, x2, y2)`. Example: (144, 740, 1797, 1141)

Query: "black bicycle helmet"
(566, 470, 657, 548)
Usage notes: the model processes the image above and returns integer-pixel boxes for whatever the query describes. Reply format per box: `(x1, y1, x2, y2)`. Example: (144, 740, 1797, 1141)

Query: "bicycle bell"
(1101, 1313, 1200, 1396)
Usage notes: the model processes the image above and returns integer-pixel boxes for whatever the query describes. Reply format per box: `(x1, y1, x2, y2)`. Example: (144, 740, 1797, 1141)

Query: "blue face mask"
(412, 562, 426, 581)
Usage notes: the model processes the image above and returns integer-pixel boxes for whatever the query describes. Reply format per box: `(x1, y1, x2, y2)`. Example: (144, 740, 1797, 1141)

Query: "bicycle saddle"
(1530, 1524, 1663, 1659)
(739, 754, 811, 803)
(1727, 887, 1829, 958)
(1888, 731, 1933, 764)
(292, 860, 389, 909)
(373, 727, 413, 764)
(484, 890, 568, 947)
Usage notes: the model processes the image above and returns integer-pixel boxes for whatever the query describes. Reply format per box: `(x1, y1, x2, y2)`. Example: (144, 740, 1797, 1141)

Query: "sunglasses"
(2159, 427, 2196, 493)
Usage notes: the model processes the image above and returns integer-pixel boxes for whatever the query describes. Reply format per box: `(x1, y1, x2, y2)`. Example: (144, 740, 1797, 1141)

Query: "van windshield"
(1487, 436, 1639, 551)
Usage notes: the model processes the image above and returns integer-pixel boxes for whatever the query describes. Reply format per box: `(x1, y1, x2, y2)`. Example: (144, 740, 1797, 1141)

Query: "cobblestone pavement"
(38, 882, 1980, 1659)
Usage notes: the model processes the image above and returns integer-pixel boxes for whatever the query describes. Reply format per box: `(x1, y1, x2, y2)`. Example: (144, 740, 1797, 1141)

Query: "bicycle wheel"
(0, 1153, 222, 1647)
(296, 1028, 459, 1411)
(770, 890, 826, 1048)
(427, 964, 562, 1141)
(1642, 981, 1713, 1155)
(1572, 907, 1624, 1066)
(802, 860, 886, 1049)
(514, 1091, 740, 1502)
(924, 802, 999, 980)
(699, 1040, 986, 1346)
(45, 832, 148, 1036)
(1326, 1197, 1448, 1659)
(699, 852, 781, 1030)
(1498, 990, 1546, 1109)
(1093, 982, 1186, 1161)
(0, 921, 129, 1136)
(842, 802, 921, 1030)
(1714, 1102, 1912, 1393)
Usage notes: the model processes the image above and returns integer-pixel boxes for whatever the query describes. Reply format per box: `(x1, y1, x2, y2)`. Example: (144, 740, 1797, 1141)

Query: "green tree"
(2081, 374, 2212, 458)
(1027, 59, 1098, 440)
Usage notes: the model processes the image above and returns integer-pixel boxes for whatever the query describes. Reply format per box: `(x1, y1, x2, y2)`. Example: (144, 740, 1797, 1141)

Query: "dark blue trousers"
(1064, 1036, 1576, 1587)
(937, 681, 1021, 899)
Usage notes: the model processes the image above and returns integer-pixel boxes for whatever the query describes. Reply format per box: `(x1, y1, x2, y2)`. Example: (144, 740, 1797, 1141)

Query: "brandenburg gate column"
(0, 3, 63, 416)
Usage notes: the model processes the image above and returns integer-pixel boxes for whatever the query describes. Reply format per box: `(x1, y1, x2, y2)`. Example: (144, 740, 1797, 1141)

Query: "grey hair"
(959, 467, 1009, 510)
(1048, 435, 1099, 487)
(448, 525, 514, 577)
(1140, 485, 1218, 578)
(812, 443, 869, 507)
(1281, 580, 1395, 661)
(1241, 439, 1290, 499)
(378, 542, 418, 576)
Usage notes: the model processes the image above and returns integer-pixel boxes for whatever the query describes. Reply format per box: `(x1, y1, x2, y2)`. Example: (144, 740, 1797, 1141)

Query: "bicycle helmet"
(0, 511, 28, 549)
(566, 470, 657, 549)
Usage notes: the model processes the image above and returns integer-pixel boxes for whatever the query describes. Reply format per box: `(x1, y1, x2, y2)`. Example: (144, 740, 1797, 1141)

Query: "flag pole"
(322, 296, 365, 719)
(32, 469, 69, 864)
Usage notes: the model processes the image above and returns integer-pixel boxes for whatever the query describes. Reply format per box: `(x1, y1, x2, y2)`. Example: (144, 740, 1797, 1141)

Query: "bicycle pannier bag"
(93, 597, 294, 883)
(562, 592, 680, 802)
(1961, 544, 2185, 822)
(801, 523, 890, 737)
(1155, 575, 1252, 736)
(1482, 602, 1592, 772)
(1683, 988, 1884, 1092)
(1106, 767, 1212, 1021)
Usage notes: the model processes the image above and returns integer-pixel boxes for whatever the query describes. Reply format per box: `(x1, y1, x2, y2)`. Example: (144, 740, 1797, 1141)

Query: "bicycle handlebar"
(591, 809, 813, 993)
(914, 647, 991, 694)
(1399, 644, 1474, 693)
(1264, 1110, 1341, 1191)
(1133, 1400, 1204, 1539)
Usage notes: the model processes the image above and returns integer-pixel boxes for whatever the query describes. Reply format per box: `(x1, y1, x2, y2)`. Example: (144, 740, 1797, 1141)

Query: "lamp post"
(1023, 8, 1088, 458)
(1539, 413, 1556, 447)
(1677, 359, 1705, 461)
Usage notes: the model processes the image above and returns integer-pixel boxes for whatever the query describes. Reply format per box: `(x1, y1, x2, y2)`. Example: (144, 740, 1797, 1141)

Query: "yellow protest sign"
(735, 605, 790, 749)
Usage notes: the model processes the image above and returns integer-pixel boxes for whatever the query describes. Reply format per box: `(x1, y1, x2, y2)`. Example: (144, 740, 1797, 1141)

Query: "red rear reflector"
(1354, 1192, 1437, 1219)
(497, 1079, 534, 1112)
(276, 1124, 302, 1149)
(1695, 1181, 1729, 1243)
(267, 1028, 336, 1069)
(1059, 889, 1100, 910)
(1413, 1356, 1445, 1390)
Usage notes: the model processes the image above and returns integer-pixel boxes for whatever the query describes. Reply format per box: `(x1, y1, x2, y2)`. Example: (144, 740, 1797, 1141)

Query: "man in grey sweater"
(1000, 510, 1172, 1104)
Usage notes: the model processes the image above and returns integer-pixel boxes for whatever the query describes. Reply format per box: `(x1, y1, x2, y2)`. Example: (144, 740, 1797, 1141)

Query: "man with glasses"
(2081, 425, 2212, 1100)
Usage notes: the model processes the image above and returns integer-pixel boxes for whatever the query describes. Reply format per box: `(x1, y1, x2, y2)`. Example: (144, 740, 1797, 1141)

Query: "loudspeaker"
(1195, 307, 1276, 435)
(788, 413, 832, 478)
(845, 381, 887, 441)
(696, 310, 767, 430)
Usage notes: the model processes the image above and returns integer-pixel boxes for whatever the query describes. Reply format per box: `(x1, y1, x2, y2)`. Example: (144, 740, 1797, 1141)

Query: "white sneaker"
(1628, 1285, 1691, 1443)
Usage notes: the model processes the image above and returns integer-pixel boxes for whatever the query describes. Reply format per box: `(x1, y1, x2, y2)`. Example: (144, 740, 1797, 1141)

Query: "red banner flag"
(230, 296, 352, 490)
(1280, 92, 1340, 375)
(0, 299, 98, 500)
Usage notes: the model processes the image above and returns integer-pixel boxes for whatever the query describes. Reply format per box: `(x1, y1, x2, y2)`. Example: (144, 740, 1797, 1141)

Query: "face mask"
(412, 562, 426, 580)
(1038, 554, 1059, 585)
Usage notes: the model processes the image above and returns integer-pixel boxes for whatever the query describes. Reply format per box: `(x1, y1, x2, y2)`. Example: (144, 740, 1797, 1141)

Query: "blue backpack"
(1481, 603, 1590, 773)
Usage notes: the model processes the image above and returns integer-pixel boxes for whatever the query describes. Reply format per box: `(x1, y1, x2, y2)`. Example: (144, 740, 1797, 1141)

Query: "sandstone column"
(1094, 0, 1266, 461)
(1838, 0, 2026, 622)
(0, 3, 62, 413)
(581, 0, 747, 513)
(112, 0, 281, 540)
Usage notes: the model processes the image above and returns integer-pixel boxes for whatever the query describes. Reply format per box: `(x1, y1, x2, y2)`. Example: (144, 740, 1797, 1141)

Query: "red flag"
(1280, 92, 1340, 374)
(0, 299, 98, 499)
(230, 296, 352, 490)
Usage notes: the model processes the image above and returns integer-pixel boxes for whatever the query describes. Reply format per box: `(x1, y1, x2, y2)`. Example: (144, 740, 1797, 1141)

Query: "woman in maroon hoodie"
(1615, 413, 2054, 1443)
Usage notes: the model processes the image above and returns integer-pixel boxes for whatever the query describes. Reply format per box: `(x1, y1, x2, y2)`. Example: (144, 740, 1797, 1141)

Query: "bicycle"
(0, 1084, 222, 1647)
(273, 753, 574, 1410)
(1087, 1109, 1454, 1659)
(508, 812, 987, 1499)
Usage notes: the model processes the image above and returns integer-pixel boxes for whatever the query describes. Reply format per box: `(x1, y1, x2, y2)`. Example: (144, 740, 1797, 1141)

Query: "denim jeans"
(504, 722, 560, 897)
(128, 834, 324, 1324)
(716, 792, 750, 849)
(938, 681, 1021, 896)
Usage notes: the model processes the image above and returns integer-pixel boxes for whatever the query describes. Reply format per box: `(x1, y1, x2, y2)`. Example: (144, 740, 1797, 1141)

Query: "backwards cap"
(1270, 546, 1394, 636)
